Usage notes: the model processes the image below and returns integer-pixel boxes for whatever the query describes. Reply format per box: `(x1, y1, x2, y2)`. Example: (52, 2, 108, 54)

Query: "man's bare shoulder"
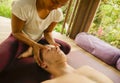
(76, 65, 113, 83)
(76, 65, 97, 72)
(42, 73, 95, 83)
(42, 79, 55, 83)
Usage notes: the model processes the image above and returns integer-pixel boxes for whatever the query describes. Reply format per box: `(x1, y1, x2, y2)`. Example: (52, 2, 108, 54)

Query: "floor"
(0, 16, 11, 43)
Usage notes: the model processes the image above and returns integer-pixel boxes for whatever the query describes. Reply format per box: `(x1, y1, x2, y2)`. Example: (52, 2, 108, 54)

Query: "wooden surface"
(69, 0, 101, 39)
(0, 16, 11, 43)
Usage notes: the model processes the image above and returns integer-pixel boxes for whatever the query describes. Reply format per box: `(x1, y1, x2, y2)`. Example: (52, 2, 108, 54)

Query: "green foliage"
(54, 23, 63, 32)
(0, 5, 11, 18)
(54, 22, 66, 34)
(0, 0, 12, 18)
(89, 0, 120, 48)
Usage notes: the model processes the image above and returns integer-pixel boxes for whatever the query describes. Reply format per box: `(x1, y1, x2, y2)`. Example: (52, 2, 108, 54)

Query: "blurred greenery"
(89, 0, 120, 48)
(0, 0, 12, 18)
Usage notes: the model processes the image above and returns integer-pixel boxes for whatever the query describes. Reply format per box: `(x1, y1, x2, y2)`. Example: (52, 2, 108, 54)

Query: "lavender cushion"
(116, 58, 120, 70)
(75, 32, 120, 66)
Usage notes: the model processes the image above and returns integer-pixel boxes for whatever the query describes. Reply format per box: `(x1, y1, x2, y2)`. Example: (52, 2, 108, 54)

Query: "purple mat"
(67, 51, 120, 83)
(0, 57, 51, 83)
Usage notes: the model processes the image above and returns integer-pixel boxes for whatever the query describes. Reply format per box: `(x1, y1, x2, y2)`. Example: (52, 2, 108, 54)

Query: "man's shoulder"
(76, 65, 94, 72)
(76, 65, 113, 83)
(42, 73, 95, 83)
(42, 79, 55, 83)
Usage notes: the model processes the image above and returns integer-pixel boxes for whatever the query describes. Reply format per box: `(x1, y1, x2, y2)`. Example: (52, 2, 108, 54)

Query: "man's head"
(39, 45, 67, 69)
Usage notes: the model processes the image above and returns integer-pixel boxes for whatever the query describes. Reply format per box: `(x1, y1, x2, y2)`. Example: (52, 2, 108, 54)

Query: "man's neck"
(48, 62, 76, 78)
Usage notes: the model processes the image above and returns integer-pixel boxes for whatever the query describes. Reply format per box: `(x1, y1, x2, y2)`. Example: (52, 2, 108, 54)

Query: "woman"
(0, 0, 70, 72)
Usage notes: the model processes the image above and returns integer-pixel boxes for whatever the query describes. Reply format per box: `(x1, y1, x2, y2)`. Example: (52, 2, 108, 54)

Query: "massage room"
(0, 0, 120, 83)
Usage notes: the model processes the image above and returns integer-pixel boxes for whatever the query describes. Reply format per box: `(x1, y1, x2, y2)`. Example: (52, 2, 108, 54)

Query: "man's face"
(40, 45, 67, 65)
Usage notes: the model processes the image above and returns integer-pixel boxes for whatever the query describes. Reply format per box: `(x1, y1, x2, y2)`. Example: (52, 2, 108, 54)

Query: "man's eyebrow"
(39, 49, 43, 62)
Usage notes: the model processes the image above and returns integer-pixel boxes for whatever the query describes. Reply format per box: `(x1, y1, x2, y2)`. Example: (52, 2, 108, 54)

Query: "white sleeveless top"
(12, 0, 63, 41)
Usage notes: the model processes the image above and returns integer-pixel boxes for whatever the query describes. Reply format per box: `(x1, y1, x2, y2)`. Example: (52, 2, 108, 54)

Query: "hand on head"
(37, 45, 57, 67)
(17, 44, 61, 67)
(33, 45, 56, 66)
(33, 45, 54, 66)
(38, 45, 67, 68)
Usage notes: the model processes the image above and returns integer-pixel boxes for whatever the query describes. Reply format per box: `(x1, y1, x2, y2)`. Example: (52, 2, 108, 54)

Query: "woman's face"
(40, 45, 67, 65)
(47, 0, 68, 10)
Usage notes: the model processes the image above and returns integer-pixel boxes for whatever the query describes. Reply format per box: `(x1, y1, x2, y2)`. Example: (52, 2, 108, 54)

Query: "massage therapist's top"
(12, 0, 63, 41)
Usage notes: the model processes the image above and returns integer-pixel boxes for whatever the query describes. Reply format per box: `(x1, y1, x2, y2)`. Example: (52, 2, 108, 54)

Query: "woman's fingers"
(52, 43, 60, 47)
(33, 44, 43, 66)
(33, 44, 60, 66)
(33, 49, 42, 66)
(18, 53, 32, 59)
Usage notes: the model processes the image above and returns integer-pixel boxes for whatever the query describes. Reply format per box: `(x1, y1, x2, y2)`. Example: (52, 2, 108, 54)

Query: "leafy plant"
(89, 0, 120, 48)
(0, 0, 12, 18)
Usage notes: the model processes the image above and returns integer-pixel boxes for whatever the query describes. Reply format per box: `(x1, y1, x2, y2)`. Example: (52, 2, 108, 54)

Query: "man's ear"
(41, 62, 48, 69)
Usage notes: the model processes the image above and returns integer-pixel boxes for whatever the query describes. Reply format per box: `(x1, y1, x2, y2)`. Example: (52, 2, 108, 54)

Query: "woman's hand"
(51, 42, 60, 47)
(17, 47, 33, 59)
(33, 41, 60, 66)
(32, 43, 47, 66)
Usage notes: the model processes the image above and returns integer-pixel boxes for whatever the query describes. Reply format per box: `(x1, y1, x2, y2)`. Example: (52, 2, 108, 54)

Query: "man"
(39, 45, 113, 83)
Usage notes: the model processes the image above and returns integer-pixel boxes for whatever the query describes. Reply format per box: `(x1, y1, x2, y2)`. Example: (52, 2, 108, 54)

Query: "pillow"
(75, 32, 120, 66)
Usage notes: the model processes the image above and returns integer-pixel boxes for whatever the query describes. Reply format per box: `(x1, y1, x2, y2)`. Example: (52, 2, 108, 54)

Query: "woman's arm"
(11, 14, 38, 47)
(11, 14, 44, 65)
(44, 22, 60, 46)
